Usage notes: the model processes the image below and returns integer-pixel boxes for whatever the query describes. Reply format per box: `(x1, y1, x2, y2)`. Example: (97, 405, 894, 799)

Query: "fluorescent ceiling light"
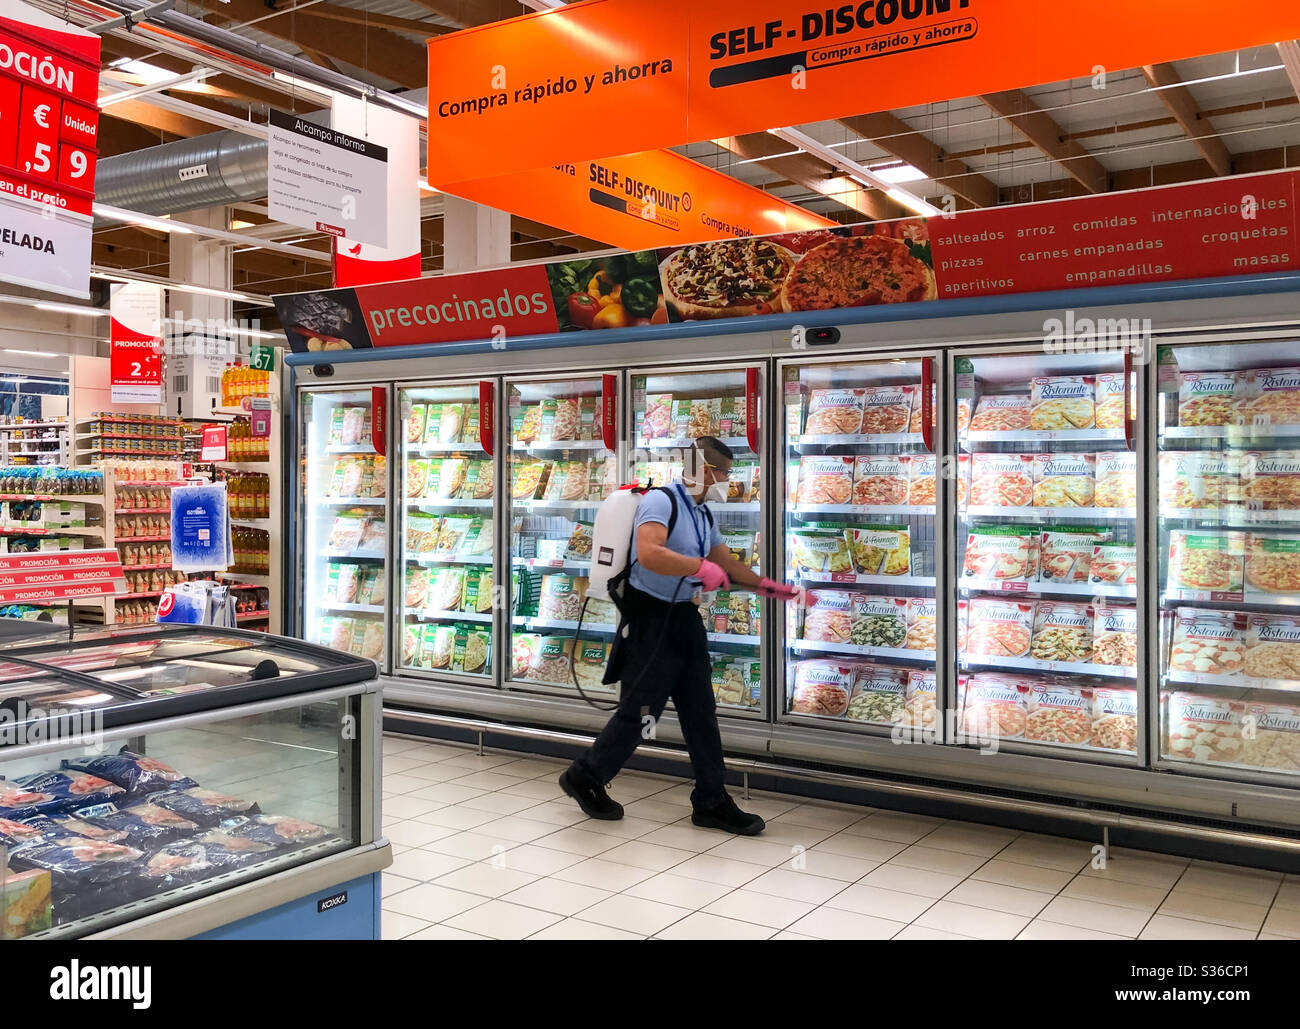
(230, 219, 256, 230)
(885, 187, 942, 217)
(3, 348, 58, 358)
(94, 204, 194, 235)
(33, 301, 108, 318)
(271, 71, 344, 104)
(99, 68, 211, 109)
(768, 126, 938, 216)
(90, 270, 269, 306)
(870, 162, 926, 184)
(105, 58, 174, 83)
(519, 0, 565, 9)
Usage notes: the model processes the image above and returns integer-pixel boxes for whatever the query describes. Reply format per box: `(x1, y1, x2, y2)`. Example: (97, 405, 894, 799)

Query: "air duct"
(94, 130, 268, 216)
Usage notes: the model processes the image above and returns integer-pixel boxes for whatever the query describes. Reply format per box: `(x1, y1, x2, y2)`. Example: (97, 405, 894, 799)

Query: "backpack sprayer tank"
(589, 485, 646, 595)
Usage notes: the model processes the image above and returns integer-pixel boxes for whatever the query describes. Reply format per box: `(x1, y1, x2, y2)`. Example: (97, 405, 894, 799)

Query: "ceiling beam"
(402, 0, 519, 26)
(100, 98, 227, 138)
(298, 6, 456, 37)
(980, 89, 1110, 194)
(837, 112, 999, 208)
(1140, 63, 1231, 176)
(1278, 41, 1300, 101)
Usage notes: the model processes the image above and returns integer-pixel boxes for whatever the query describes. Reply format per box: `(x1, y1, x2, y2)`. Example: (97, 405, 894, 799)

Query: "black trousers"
(578, 585, 727, 807)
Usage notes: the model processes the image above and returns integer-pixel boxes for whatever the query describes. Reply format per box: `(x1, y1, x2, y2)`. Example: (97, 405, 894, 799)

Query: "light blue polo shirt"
(629, 485, 723, 602)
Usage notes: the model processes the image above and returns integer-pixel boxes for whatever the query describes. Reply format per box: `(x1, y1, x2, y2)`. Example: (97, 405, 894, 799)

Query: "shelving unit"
(0, 422, 70, 465)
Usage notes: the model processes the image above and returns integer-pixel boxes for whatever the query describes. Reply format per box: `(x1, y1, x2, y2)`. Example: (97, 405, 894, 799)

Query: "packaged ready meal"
(565, 522, 594, 561)
(1170, 607, 1246, 677)
(1240, 450, 1300, 512)
(717, 397, 747, 438)
(1243, 533, 1300, 596)
(1031, 376, 1095, 430)
(1024, 684, 1093, 745)
(1092, 605, 1138, 667)
(907, 454, 936, 506)
(802, 590, 855, 644)
(859, 385, 914, 435)
(1239, 702, 1300, 771)
(1090, 541, 1138, 587)
(1166, 692, 1244, 763)
(966, 598, 1035, 658)
(1094, 373, 1128, 430)
(846, 525, 910, 575)
(969, 394, 1031, 432)
(961, 674, 1029, 738)
(1091, 688, 1138, 751)
(902, 669, 937, 730)
(1030, 601, 1094, 662)
(962, 525, 1038, 585)
(970, 453, 1035, 507)
(434, 515, 474, 558)
(796, 456, 854, 505)
(905, 597, 937, 651)
(850, 595, 908, 649)
(1178, 371, 1241, 427)
(1040, 527, 1107, 584)
(846, 665, 908, 724)
(1243, 613, 1300, 682)
(1032, 453, 1095, 508)
(803, 389, 865, 436)
(790, 660, 854, 717)
(789, 528, 853, 575)
(1159, 452, 1239, 510)
(1240, 366, 1300, 427)
(851, 455, 909, 506)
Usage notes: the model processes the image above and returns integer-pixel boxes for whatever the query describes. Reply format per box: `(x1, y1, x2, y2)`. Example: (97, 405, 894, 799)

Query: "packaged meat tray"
(61, 748, 198, 800)
(796, 456, 854, 504)
(845, 525, 910, 576)
(846, 665, 907, 724)
(1089, 541, 1137, 588)
(1091, 688, 1138, 752)
(1025, 684, 1093, 745)
(802, 389, 864, 436)
(965, 598, 1035, 658)
(968, 395, 1031, 433)
(54, 801, 198, 848)
(1244, 533, 1300, 597)
(1177, 371, 1241, 427)
(907, 453, 936, 506)
(788, 527, 853, 575)
(1159, 452, 1240, 510)
(1240, 366, 1300, 427)
(960, 674, 1030, 738)
(1165, 692, 1244, 763)
(1239, 702, 1300, 771)
(1094, 451, 1137, 509)
(901, 669, 937, 731)
(962, 525, 1038, 585)
(1092, 605, 1139, 667)
(1030, 601, 1094, 662)
(905, 597, 937, 651)
(9, 771, 123, 813)
(1030, 376, 1095, 430)
(969, 453, 1035, 507)
(1032, 453, 1096, 508)
(1169, 608, 1246, 677)
(1094, 372, 1129, 430)
(1040, 527, 1108, 584)
(790, 660, 855, 717)
(1243, 613, 1300, 682)
(851, 455, 908, 506)
(859, 385, 914, 435)
(801, 589, 856, 644)
(141, 788, 260, 829)
(1240, 451, 1300, 512)
(849, 595, 908, 648)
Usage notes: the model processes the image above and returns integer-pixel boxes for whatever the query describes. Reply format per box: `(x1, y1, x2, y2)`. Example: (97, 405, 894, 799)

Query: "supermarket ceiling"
(46, 0, 1300, 301)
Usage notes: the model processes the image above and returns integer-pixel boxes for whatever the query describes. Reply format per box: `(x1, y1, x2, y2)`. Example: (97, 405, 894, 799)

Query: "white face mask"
(703, 481, 729, 504)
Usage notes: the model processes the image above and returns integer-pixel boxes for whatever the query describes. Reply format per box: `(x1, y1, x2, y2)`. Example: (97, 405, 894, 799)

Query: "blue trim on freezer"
(283, 270, 1300, 368)
(190, 872, 380, 940)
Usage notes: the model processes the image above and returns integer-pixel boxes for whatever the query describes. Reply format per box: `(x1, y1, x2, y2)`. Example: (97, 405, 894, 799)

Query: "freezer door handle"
(1123, 351, 1135, 452)
(746, 367, 760, 454)
(479, 380, 495, 457)
(921, 357, 934, 454)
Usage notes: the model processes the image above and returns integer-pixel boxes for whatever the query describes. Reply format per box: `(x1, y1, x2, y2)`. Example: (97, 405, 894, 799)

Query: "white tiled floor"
(378, 735, 1299, 941)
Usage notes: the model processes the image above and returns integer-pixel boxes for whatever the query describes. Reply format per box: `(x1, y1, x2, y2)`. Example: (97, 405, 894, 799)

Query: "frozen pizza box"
(901, 669, 937, 730)
(549, 398, 582, 442)
(955, 453, 970, 507)
(721, 529, 756, 567)
(859, 385, 914, 436)
(1165, 692, 1245, 764)
(966, 598, 1036, 659)
(969, 453, 1035, 508)
(1030, 376, 1096, 430)
(907, 453, 936, 507)
(1032, 453, 1096, 508)
(0, 867, 51, 939)
(543, 460, 590, 502)
(432, 458, 467, 500)
(1090, 541, 1138, 589)
(511, 633, 543, 678)
(537, 574, 587, 622)
(1239, 702, 1300, 771)
(463, 566, 495, 615)
(421, 404, 444, 445)
(1040, 527, 1108, 584)
(1091, 688, 1138, 752)
(461, 460, 494, 501)
(846, 665, 908, 725)
(796, 456, 855, 505)
(962, 525, 1038, 587)
(1177, 371, 1242, 428)
(1094, 372, 1129, 431)
(905, 597, 937, 651)
(960, 673, 1030, 739)
(717, 396, 746, 438)
(639, 394, 673, 441)
(1159, 452, 1240, 511)
(1243, 613, 1300, 683)
(463, 403, 481, 444)
(968, 394, 1031, 433)
(801, 589, 856, 644)
(405, 512, 439, 554)
(526, 636, 576, 685)
(1094, 451, 1138, 510)
(726, 461, 759, 503)
(1240, 450, 1300, 513)
(438, 403, 466, 445)
(788, 528, 853, 576)
(845, 525, 910, 576)
(405, 458, 431, 498)
(907, 382, 936, 434)
(851, 455, 909, 506)
(1092, 605, 1138, 668)
(1024, 684, 1093, 746)
(802, 389, 865, 437)
(1239, 366, 1300, 428)
(1030, 601, 1094, 663)
(1244, 532, 1300, 599)
(513, 404, 541, 444)
(789, 660, 854, 718)
(1169, 608, 1246, 679)
(849, 595, 908, 649)
(458, 517, 493, 559)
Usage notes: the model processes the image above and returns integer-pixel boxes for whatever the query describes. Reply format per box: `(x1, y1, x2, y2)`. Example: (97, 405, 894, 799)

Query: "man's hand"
(755, 578, 801, 603)
(695, 558, 730, 592)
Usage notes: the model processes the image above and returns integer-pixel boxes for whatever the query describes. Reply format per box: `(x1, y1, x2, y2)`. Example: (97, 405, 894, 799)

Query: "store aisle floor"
(379, 735, 1300, 940)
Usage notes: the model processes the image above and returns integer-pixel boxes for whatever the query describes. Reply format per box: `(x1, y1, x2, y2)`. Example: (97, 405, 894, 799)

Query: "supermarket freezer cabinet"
(0, 623, 386, 940)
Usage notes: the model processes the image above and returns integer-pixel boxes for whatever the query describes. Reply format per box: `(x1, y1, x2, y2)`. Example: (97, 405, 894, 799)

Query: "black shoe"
(691, 794, 765, 836)
(559, 763, 624, 821)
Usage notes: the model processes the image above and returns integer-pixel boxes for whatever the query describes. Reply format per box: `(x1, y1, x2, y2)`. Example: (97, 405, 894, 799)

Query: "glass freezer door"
(506, 373, 619, 697)
(955, 349, 1139, 762)
(397, 381, 496, 682)
(780, 356, 938, 733)
(628, 364, 764, 716)
(296, 385, 391, 670)
(1156, 341, 1300, 784)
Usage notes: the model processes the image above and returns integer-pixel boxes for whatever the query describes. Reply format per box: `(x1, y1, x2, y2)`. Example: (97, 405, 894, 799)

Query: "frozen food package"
(1240, 450, 1300, 512)
(56, 801, 198, 848)
(970, 453, 1035, 507)
(1178, 371, 1241, 427)
(401, 624, 422, 665)
(846, 665, 907, 724)
(1094, 372, 1128, 430)
(0, 783, 71, 820)
(968, 394, 1031, 432)
(538, 574, 587, 621)
(334, 563, 362, 604)
(1030, 601, 1094, 662)
(859, 385, 914, 435)
(803, 389, 865, 436)
(359, 517, 385, 552)
(551, 398, 582, 441)
(432, 458, 466, 499)
(1040, 527, 1107, 584)
(1243, 613, 1300, 682)
(1024, 684, 1093, 745)
(846, 525, 910, 576)
(405, 403, 428, 444)
(961, 674, 1030, 738)
(430, 567, 467, 611)
(146, 788, 260, 828)
(62, 748, 198, 800)
(339, 459, 364, 498)
(512, 459, 550, 500)
(513, 404, 540, 444)
(1090, 688, 1138, 751)
(717, 396, 747, 438)
(850, 595, 909, 649)
(727, 462, 759, 502)
(790, 660, 854, 717)
(405, 458, 430, 498)
(463, 403, 481, 444)
(796, 456, 855, 505)
(527, 636, 575, 684)
(423, 625, 456, 669)
(1165, 692, 1244, 763)
(966, 598, 1036, 658)
(1092, 605, 1138, 667)
(438, 403, 465, 444)
(801, 589, 855, 643)
(1243, 532, 1300, 597)
(358, 567, 382, 606)
(458, 518, 493, 558)
(435, 515, 474, 557)
(339, 406, 366, 446)
(962, 525, 1038, 585)
(573, 641, 612, 693)
(1159, 452, 1239, 510)
(1239, 702, 1300, 771)
(907, 453, 936, 506)
(955, 454, 970, 506)
(218, 814, 333, 849)
(328, 407, 345, 445)
(405, 512, 439, 554)
(326, 514, 365, 552)
(11, 837, 144, 891)
(1030, 376, 1095, 430)
(905, 597, 937, 651)
(721, 530, 756, 566)
(1090, 541, 1138, 588)
(640, 394, 673, 440)
(1032, 453, 1095, 507)
(464, 566, 495, 614)
(461, 460, 494, 500)
(461, 627, 491, 674)
(956, 397, 972, 435)
(404, 567, 431, 609)
(544, 460, 590, 502)
(565, 521, 594, 561)
(512, 633, 543, 678)
(10, 771, 124, 813)
(908, 382, 936, 434)
(710, 657, 746, 706)
(851, 455, 909, 506)
(1240, 366, 1300, 427)
(359, 620, 384, 660)
(0, 816, 49, 848)
(902, 669, 937, 730)
(788, 527, 853, 575)
(1169, 607, 1245, 678)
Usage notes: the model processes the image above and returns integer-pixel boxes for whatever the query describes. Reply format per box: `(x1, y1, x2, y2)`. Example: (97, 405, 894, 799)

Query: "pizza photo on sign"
(659, 239, 797, 319)
(780, 235, 937, 311)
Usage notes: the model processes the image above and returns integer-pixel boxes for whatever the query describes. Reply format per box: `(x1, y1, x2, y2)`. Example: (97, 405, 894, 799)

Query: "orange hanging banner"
(426, 0, 1300, 187)
(442, 148, 834, 250)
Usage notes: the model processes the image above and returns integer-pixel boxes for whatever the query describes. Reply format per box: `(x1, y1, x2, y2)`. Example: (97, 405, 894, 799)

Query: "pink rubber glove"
(755, 577, 801, 602)
(695, 558, 730, 592)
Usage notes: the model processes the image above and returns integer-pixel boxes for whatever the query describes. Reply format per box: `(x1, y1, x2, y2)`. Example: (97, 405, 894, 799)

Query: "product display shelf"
(512, 557, 592, 572)
(961, 654, 1137, 679)
(410, 441, 486, 454)
(407, 497, 493, 509)
(962, 427, 1126, 447)
(321, 497, 387, 507)
(797, 572, 937, 588)
(964, 506, 1136, 520)
(638, 436, 749, 451)
(790, 640, 937, 663)
(791, 503, 931, 518)
(0, 422, 70, 465)
(411, 607, 493, 624)
(793, 432, 926, 449)
(967, 580, 1138, 600)
(518, 616, 617, 633)
(220, 390, 283, 635)
(413, 553, 492, 566)
(324, 601, 385, 615)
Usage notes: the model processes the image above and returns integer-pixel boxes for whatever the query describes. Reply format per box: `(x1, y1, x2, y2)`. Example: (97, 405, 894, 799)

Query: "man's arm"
(708, 544, 762, 588)
(636, 522, 707, 577)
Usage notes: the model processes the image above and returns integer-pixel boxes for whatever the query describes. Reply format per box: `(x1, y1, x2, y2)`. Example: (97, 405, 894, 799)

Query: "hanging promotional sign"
(109, 281, 164, 404)
(200, 425, 228, 462)
(425, 0, 1300, 186)
(0, 549, 125, 605)
(170, 482, 232, 572)
(0, 0, 99, 297)
(266, 109, 389, 248)
(443, 148, 834, 251)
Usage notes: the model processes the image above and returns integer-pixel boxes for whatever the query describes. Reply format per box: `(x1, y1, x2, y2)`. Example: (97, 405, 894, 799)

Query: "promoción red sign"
(0, 548, 126, 605)
(110, 281, 164, 404)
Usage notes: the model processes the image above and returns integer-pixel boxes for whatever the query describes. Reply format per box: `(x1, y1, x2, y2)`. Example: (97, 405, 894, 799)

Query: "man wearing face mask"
(560, 436, 801, 835)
